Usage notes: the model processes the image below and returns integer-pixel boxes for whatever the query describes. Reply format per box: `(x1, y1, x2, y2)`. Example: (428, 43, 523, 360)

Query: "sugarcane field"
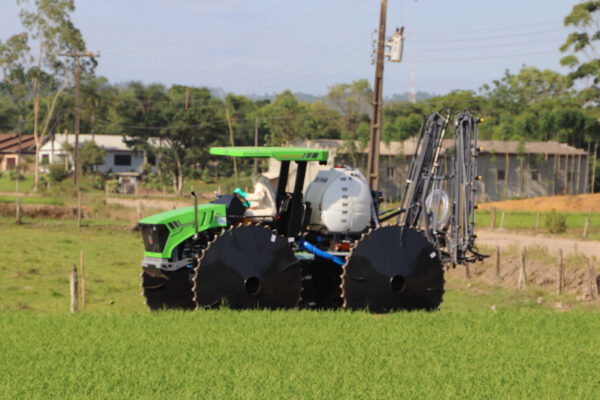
(1, 1, 600, 398)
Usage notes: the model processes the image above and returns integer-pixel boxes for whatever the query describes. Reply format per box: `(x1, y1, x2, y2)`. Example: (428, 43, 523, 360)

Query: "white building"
(39, 134, 157, 174)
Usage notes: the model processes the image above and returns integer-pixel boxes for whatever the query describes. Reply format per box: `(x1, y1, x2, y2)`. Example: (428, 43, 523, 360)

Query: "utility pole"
(225, 107, 238, 185)
(366, 0, 404, 191)
(366, 0, 387, 191)
(254, 117, 259, 172)
(592, 142, 598, 193)
(15, 117, 24, 193)
(58, 51, 100, 186)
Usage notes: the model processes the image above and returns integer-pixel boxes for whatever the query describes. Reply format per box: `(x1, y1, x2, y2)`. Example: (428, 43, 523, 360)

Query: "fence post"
(77, 191, 82, 228)
(16, 197, 22, 225)
(500, 211, 505, 229)
(583, 217, 590, 240)
(490, 207, 496, 229)
(557, 249, 564, 295)
(535, 211, 540, 233)
(588, 258, 598, 301)
(70, 264, 79, 313)
(495, 246, 501, 282)
(137, 201, 142, 221)
(518, 248, 527, 290)
(80, 250, 86, 311)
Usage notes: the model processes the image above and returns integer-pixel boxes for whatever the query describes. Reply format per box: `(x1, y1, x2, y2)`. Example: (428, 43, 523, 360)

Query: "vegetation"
(1, 1, 599, 193)
(475, 209, 599, 240)
(0, 310, 598, 398)
(545, 209, 568, 234)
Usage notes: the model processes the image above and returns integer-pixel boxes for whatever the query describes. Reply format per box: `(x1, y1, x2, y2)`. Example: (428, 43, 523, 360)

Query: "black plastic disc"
(342, 226, 444, 312)
(193, 225, 301, 309)
(141, 268, 196, 311)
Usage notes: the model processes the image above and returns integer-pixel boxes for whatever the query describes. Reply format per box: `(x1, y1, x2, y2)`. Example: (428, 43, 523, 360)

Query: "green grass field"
(475, 209, 600, 240)
(1, 195, 600, 398)
(1, 310, 599, 399)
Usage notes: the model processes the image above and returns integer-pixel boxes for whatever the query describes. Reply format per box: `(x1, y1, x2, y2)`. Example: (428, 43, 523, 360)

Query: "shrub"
(91, 175, 105, 190)
(48, 164, 69, 183)
(545, 209, 567, 234)
(9, 169, 23, 181)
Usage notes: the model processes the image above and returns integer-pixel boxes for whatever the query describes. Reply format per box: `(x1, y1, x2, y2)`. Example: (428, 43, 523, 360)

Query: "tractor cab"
(210, 147, 328, 238)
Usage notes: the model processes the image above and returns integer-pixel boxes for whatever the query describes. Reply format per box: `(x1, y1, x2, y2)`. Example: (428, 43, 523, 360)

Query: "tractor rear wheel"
(342, 226, 444, 312)
(192, 224, 302, 309)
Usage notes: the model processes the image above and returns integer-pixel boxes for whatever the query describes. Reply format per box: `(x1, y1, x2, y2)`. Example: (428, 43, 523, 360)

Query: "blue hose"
(298, 239, 345, 266)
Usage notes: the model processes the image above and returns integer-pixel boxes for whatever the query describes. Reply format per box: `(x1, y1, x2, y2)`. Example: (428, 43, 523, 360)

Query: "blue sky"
(0, 0, 580, 97)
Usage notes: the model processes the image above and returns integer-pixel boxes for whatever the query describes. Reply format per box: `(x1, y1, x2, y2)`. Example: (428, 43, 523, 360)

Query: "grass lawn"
(475, 209, 600, 240)
(0, 309, 599, 399)
(0, 219, 144, 313)
(1, 219, 600, 398)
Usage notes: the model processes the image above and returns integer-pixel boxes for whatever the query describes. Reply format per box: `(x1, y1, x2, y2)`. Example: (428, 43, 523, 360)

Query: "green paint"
(139, 203, 227, 259)
(210, 146, 328, 162)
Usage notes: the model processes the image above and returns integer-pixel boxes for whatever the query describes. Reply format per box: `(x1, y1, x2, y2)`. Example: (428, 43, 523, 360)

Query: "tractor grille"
(140, 223, 170, 253)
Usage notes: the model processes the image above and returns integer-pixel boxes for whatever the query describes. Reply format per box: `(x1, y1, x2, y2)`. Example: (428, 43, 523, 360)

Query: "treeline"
(1, 67, 600, 193)
(1, 0, 599, 193)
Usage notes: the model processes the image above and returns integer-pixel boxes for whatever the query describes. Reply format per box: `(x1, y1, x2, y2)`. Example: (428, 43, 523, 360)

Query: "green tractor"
(139, 111, 485, 312)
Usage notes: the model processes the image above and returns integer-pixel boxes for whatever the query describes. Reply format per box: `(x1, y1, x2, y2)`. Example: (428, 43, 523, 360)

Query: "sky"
(0, 0, 582, 97)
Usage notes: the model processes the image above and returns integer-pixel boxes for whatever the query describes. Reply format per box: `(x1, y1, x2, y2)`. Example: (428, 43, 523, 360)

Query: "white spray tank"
(304, 166, 372, 233)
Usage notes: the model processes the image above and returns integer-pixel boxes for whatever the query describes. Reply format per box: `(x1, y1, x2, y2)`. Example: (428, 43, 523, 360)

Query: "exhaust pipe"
(191, 191, 199, 240)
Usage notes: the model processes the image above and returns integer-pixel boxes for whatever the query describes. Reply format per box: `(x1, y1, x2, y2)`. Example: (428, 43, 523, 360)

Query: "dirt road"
(476, 228, 600, 259)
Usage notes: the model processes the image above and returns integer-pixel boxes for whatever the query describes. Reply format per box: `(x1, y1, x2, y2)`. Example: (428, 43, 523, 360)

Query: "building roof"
(299, 139, 588, 157)
(0, 133, 37, 154)
(39, 133, 167, 153)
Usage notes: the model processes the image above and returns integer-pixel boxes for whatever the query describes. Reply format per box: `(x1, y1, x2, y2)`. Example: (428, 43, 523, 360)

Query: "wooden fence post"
(494, 246, 500, 282)
(490, 207, 496, 229)
(16, 197, 22, 225)
(535, 211, 540, 233)
(583, 217, 590, 240)
(80, 250, 86, 311)
(137, 201, 142, 221)
(77, 191, 82, 228)
(70, 264, 79, 313)
(557, 249, 564, 295)
(518, 248, 527, 290)
(588, 258, 598, 301)
(500, 211, 505, 229)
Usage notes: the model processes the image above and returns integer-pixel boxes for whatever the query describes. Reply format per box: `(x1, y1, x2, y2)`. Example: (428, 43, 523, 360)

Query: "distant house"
(267, 139, 590, 202)
(0, 133, 37, 171)
(38, 134, 158, 175)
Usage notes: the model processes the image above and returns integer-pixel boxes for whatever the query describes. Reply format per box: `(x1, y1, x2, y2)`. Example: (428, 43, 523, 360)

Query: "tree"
(560, 1, 600, 104)
(78, 140, 105, 174)
(121, 84, 228, 195)
(1, 0, 87, 192)
(262, 90, 307, 145)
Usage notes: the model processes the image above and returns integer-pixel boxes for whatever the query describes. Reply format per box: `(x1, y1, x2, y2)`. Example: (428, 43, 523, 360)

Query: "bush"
(91, 175, 105, 190)
(545, 209, 567, 234)
(48, 164, 69, 183)
(9, 169, 23, 181)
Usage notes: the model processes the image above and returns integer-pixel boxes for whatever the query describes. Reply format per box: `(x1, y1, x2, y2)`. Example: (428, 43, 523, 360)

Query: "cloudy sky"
(0, 0, 580, 96)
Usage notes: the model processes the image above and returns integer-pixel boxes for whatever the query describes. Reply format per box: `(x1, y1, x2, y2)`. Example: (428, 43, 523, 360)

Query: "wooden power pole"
(366, 0, 387, 191)
(59, 51, 99, 186)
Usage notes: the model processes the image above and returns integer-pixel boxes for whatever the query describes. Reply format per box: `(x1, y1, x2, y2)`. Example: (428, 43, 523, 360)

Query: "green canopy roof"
(210, 147, 328, 162)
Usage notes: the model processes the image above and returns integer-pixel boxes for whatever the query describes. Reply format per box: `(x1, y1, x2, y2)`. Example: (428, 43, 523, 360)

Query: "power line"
(409, 20, 562, 36)
(410, 28, 564, 44)
(411, 36, 564, 54)
(414, 49, 557, 63)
